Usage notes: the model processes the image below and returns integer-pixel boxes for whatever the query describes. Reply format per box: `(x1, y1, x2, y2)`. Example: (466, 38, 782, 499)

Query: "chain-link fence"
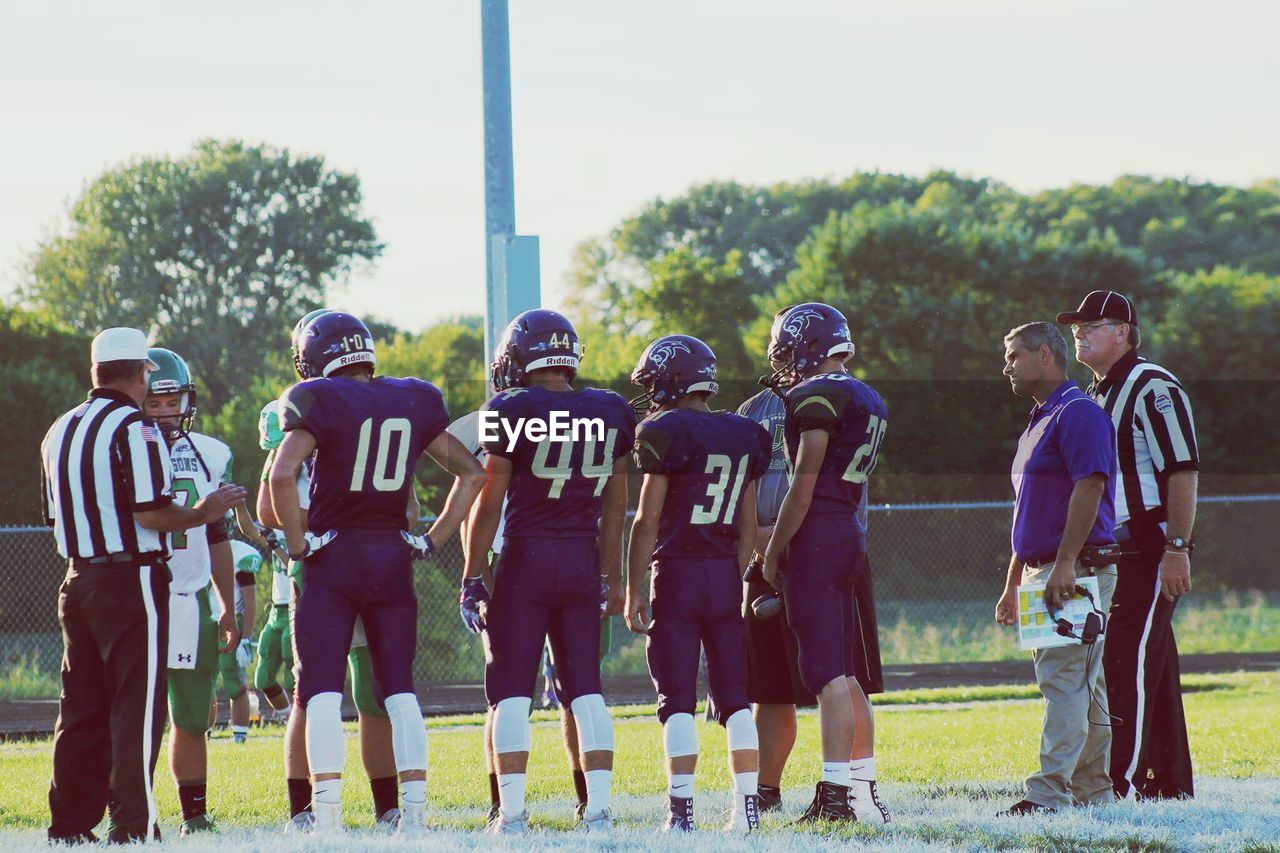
(4, 495, 1278, 701)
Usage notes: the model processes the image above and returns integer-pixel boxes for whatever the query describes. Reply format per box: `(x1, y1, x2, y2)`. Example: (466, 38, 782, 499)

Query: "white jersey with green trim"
(447, 410, 505, 552)
(266, 530, 292, 605)
(223, 539, 264, 617)
(259, 449, 311, 510)
(166, 431, 232, 593)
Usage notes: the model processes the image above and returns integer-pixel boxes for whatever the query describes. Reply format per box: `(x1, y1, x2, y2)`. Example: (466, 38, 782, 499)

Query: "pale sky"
(1, 0, 1276, 333)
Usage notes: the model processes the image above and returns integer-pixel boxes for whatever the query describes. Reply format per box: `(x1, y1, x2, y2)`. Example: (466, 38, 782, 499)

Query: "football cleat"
(661, 796, 695, 833)
(486, 810, 530, 836)
(395, 804, 426, 836)
(486, 802, 501, 827)
(232, 731, 247, 744)
(724, 794, 761, 834)
(795, 781, 857, 824)
(179, 814, 217, 836)
(851, 780, 892, 824)
(757, 785, 783, 813)
(581, 808, 613, 832)
(375, 807, 401, 833)
(282, 811, 315, 834)
(573, 801, 587, 822)
(312, 801, 344, 835)
(1000, 799, 1056, 816)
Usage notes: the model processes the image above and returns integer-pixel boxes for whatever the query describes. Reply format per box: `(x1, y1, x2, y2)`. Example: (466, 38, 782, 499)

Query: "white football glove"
(289, 529, 337, 560)
(401, 530, 437, 561)
(235, 638, 257, 668)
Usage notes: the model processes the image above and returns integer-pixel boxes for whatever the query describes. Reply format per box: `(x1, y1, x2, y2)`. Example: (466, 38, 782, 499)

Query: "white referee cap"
(92, 327, 160, 370)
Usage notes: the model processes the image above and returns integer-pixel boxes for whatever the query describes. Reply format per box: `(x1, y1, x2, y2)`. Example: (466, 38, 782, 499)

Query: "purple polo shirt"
(1011, 381, 1117, 565)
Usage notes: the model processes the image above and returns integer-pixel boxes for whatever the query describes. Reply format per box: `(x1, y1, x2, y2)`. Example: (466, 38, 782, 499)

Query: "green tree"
(0, 307, 92, 523)
(22, 139, 383, 407)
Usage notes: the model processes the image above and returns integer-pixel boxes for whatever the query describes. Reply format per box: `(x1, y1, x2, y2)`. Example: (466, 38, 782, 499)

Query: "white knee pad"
(384, 693, 428, 773)
(305, 692, 346, 775)
(662, 712, 698, 759)
(570, 693, 614, 753)
(492, 696, 532, 754)
(725, 707, 759, 752)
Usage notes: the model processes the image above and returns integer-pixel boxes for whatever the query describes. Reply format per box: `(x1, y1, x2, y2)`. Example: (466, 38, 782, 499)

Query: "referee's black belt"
(70, 552, 165, 569)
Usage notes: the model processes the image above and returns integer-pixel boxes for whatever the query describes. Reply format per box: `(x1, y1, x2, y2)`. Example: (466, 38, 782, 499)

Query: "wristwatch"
(1165, 536, 1191, 552)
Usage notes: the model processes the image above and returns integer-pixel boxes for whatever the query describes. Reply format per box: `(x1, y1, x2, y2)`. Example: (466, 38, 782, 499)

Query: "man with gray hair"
(995, 322, 1119, 814)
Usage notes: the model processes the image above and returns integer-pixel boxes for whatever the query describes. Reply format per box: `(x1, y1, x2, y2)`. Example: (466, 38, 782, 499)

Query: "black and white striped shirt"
(40, 388, 174, 559)
(1091, 349, 1198, 526)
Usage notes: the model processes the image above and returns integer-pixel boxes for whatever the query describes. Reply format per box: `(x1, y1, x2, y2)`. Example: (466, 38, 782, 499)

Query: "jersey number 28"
(843, 415, 887, 484)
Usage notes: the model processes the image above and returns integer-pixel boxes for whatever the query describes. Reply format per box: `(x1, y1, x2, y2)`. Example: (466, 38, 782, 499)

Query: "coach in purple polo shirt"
(994, 322, 1119, 816)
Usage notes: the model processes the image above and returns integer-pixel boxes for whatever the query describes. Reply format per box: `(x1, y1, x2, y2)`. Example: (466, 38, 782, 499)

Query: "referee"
(1058, 291, 1199, 801)
(40, 328, 246, 844)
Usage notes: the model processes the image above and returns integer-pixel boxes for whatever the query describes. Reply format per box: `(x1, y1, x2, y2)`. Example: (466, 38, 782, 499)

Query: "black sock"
(572, 769, 588, 806)
(287, 777, 313, 818)
(489, 772, 500, 808)
(759, 784, 781, 798)
(370, 775, 399, 817)
(178, 781, 207, 821)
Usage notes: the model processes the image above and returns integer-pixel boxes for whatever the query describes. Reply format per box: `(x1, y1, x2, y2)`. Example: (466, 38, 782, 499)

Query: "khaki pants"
(1022, 561, 1117, 809)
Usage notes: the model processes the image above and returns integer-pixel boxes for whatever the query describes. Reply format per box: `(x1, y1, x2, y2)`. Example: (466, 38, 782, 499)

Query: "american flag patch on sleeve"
(140, 422, 162, 443)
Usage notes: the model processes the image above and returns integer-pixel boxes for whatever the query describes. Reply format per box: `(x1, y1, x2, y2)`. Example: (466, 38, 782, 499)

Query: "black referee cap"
(1056, 290, 1138, 326)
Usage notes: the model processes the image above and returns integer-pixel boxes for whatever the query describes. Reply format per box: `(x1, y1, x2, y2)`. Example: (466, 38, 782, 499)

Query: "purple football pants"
(646, 555, 748, 725)
(294, 529, 415, 707)
(484, 537, 602, 706)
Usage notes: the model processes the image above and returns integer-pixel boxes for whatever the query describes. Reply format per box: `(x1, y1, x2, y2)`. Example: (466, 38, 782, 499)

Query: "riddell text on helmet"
(478, 410, 606, 452)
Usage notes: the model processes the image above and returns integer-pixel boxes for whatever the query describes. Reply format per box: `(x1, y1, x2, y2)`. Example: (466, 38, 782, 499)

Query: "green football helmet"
(291, 308, 336, 379)
(146, 347, 197, 435)
(258, 400, 284, 450)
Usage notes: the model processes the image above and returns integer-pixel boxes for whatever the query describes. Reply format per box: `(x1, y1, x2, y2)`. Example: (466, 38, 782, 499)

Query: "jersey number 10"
(350, 417, 412, 492)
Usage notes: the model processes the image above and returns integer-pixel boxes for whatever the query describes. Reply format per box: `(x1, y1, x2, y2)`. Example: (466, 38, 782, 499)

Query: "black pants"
(48, 561, 169, 843)
(1103, 549, 1194, 800)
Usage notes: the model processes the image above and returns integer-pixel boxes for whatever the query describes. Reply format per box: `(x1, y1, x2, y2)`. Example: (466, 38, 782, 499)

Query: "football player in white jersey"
(142, 348, 241, 835)
(212, 539, 264, 742)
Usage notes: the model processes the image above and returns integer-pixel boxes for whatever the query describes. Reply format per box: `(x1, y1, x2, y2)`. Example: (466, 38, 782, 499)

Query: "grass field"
(1, 671, 1276, 850)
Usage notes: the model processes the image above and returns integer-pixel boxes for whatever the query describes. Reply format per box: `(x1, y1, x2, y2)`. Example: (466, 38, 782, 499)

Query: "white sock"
(400, 778, 426, 806)
(497, 772, 526, 818)
(584, 768, 612, 815)
(822, 761, 851, 788)
(231, 724, 248, 734)
(850, 756, 875, 783)
(668, 773, 695, 799)
(313, 778, 343, 805)
(733, 771, 758, 813)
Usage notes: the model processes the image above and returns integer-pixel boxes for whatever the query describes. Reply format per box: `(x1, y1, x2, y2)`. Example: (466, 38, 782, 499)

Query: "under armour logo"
(177, 654, 192, 663)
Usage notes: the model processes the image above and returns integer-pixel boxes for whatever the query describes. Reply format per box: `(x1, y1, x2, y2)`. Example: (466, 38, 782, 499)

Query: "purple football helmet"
(765, 302, 855, 389)
(491, 309, 582, 391)
(297, 311, 376, 379)
(629, 334, 719, 414)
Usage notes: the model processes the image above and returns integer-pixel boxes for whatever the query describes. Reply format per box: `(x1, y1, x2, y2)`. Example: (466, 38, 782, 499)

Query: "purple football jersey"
(634, 408, 771, 559)
(784, 372, 888, 517)
(482, 386, 637, 539)
(279, 376, 449, 531)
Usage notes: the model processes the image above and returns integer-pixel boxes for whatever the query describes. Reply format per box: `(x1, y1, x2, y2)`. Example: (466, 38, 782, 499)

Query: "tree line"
(4, 142, 1278, 526)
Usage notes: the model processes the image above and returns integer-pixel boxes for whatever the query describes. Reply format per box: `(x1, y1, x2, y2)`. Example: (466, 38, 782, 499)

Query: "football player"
(447, 408, 614, 827)
(760, 303, 891, 823)
(738, 360, 880, 815)
(625, 335, 771, 833)
(257, 311, 409, 833)
(211, 538, 264, 743)
(465, 309, 635, 835)
(142, 347, 242, 835)
(271, 311, 485, 835)
(239, 412, 297, 722)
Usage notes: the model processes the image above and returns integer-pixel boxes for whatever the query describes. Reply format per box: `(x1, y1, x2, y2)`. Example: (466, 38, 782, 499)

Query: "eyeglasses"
(1070, 321, 1119, 336)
